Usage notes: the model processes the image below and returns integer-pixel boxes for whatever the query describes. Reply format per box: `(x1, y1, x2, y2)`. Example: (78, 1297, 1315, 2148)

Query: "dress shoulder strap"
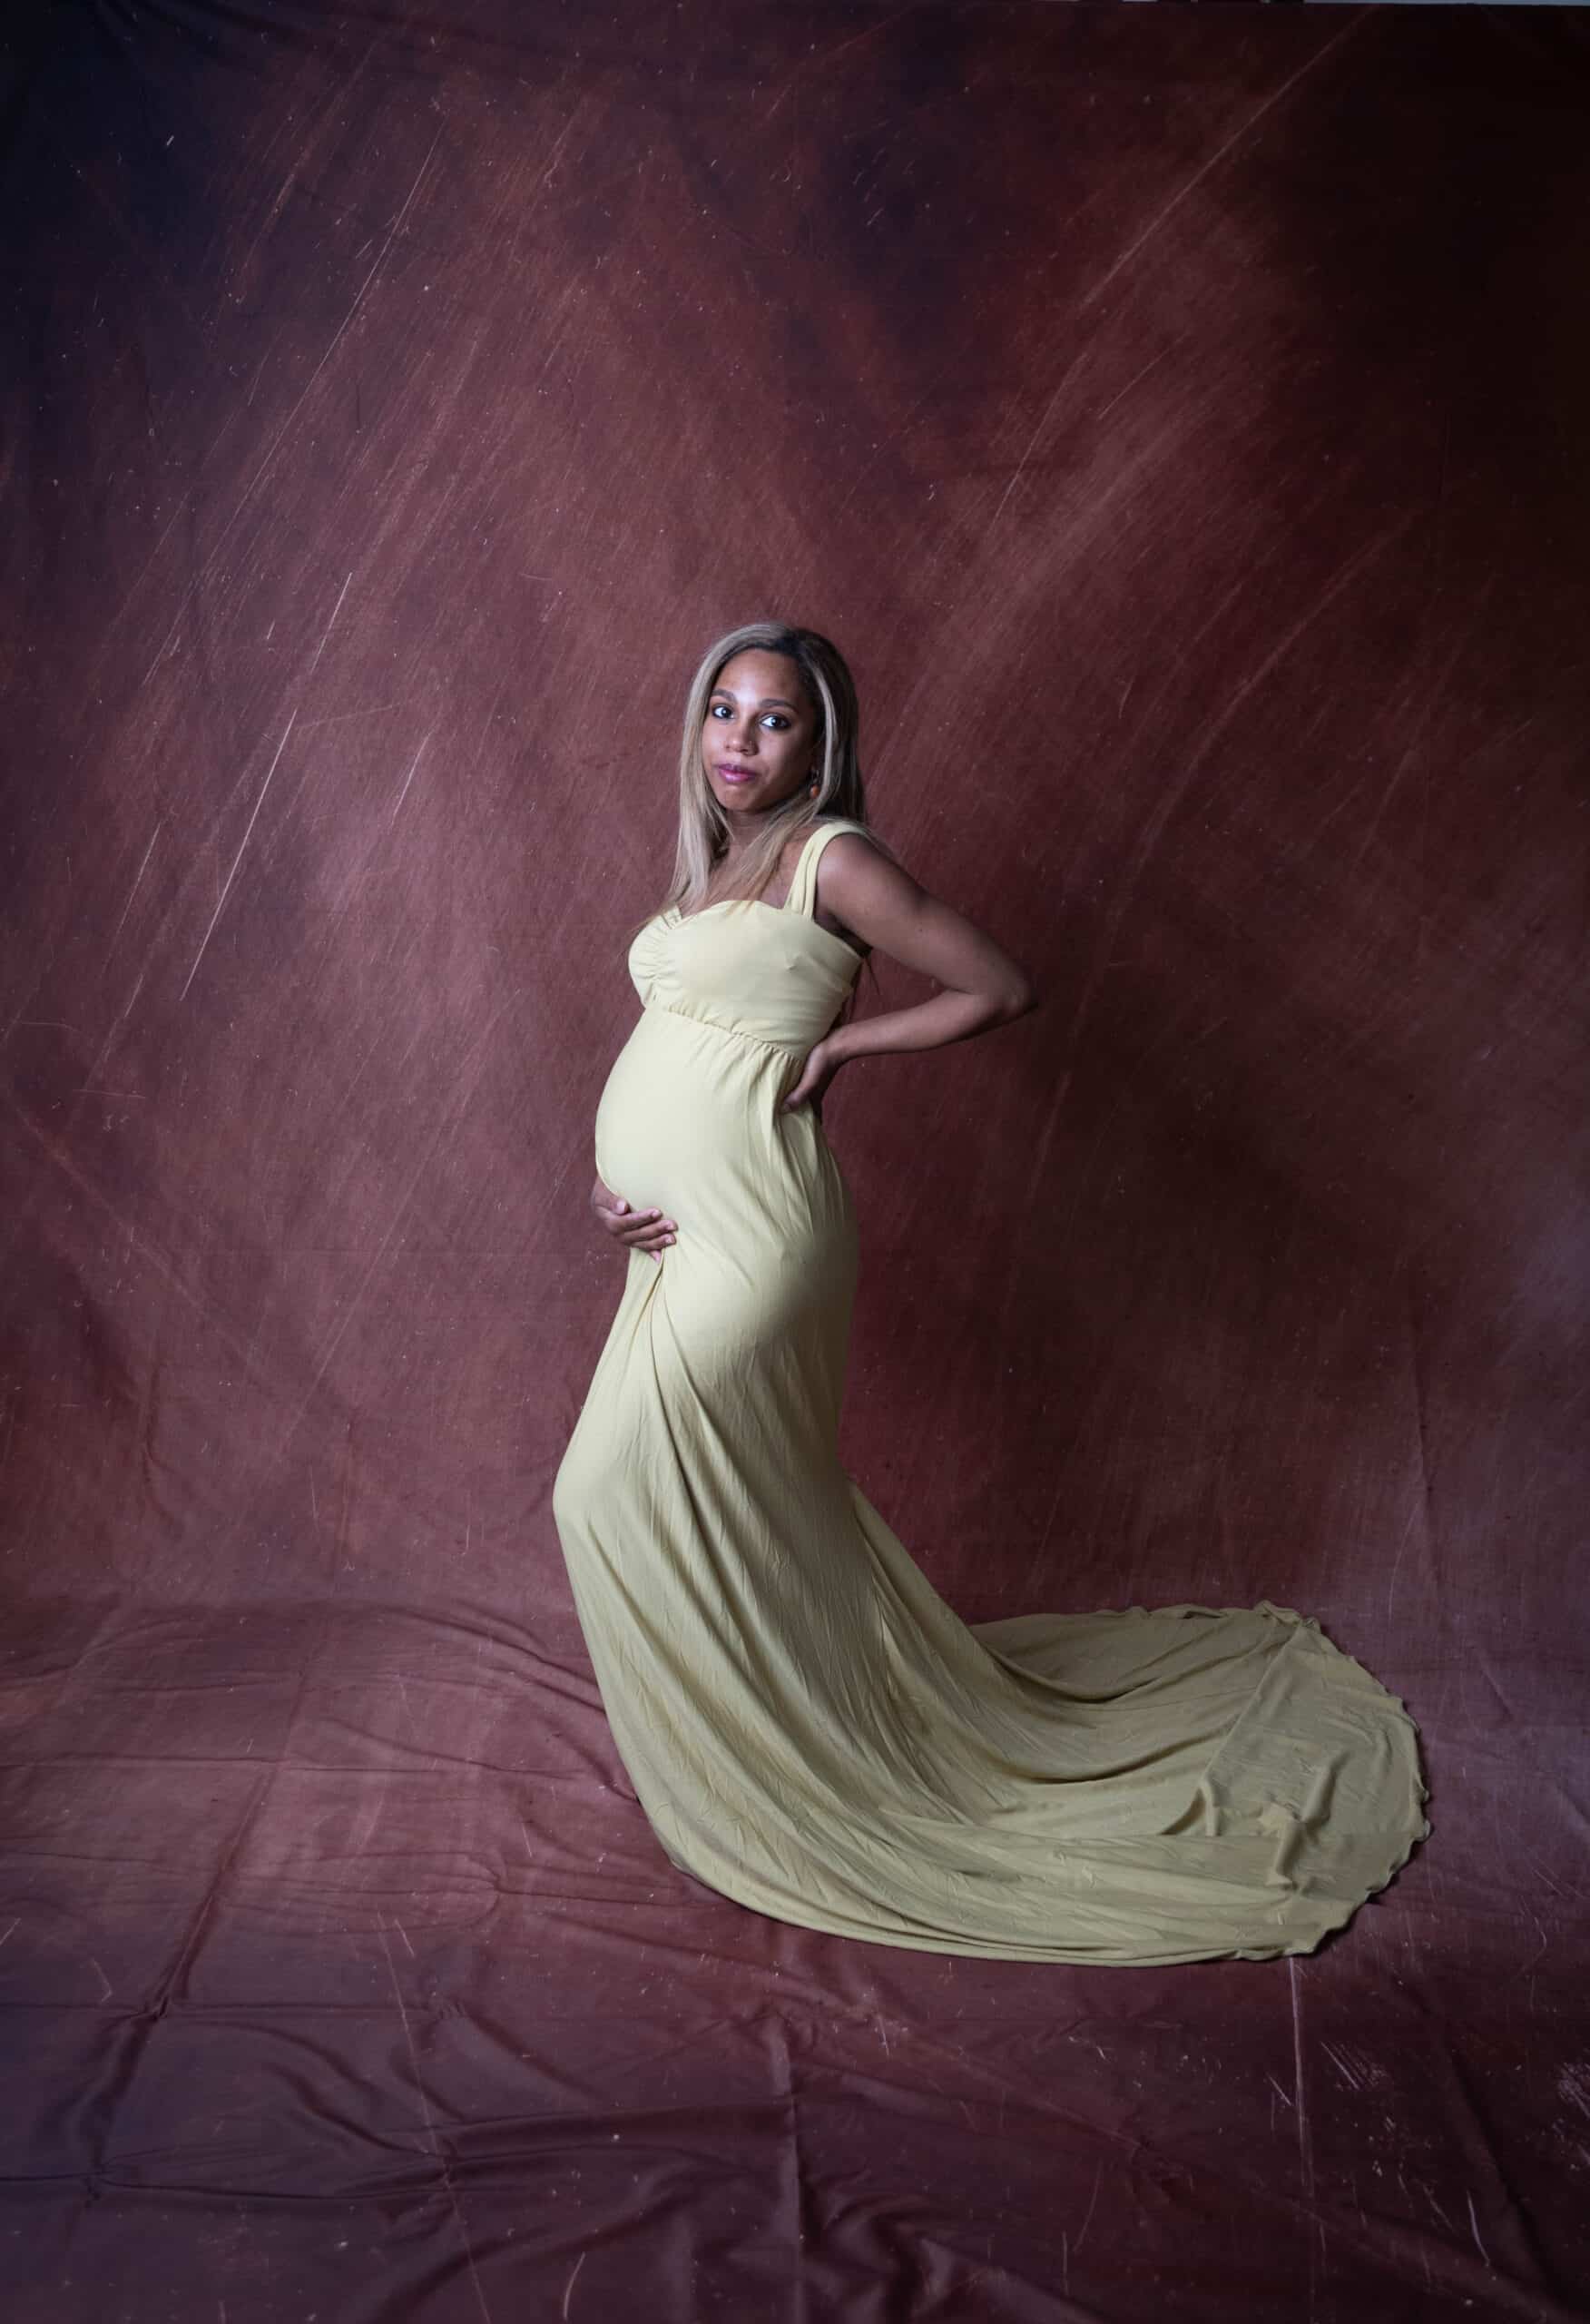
(786, 818, 872, 919)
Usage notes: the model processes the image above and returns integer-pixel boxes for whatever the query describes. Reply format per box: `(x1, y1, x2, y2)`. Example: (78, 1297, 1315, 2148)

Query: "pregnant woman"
(552, 620, 1427, 1964)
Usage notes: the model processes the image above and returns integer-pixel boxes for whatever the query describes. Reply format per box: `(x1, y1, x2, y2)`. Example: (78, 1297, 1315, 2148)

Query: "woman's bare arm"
(778, 836, 1037, 1115)
(819, 834, 1038, 1063)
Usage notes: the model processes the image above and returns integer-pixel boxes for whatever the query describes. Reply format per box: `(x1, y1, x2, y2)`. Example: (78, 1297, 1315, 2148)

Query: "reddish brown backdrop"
(2, 2, 1586, 2318)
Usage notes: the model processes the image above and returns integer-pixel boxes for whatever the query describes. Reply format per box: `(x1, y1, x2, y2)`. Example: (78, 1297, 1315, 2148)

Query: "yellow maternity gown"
(552, 818, 1428, 1963)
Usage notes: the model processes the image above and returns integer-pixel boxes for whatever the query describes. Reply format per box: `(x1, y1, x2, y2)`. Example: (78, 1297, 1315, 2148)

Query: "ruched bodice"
(552, 816, 1428, 1964)
(628, 891, 862, 1059)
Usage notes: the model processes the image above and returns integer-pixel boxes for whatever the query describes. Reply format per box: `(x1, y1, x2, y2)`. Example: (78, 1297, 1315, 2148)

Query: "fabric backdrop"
(2, 2, 1585, 2317)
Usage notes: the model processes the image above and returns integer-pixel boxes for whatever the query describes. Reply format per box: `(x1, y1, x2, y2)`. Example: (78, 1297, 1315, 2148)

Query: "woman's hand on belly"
(591, 1175, 676, 1263)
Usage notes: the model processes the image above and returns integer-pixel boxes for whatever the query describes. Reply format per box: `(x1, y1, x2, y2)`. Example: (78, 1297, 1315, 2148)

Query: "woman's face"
(701, 650, 820, 822)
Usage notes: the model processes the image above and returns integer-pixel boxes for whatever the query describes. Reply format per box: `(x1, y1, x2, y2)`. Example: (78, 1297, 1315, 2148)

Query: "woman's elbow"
(995, 975, 1040, 1023)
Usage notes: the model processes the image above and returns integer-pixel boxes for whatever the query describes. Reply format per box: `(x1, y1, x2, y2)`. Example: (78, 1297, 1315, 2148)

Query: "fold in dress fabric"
(552, 819, 1428, 1963)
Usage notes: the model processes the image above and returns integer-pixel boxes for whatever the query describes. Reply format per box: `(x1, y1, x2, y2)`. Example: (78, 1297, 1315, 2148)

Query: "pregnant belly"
(595, 1009, 790, 1218)
(594, 1007, 854, 1268)
(594, 1005, 858, 1380)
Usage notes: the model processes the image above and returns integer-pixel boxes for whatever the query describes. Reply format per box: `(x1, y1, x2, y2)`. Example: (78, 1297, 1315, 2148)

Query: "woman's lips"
(717, 763, 756, 783)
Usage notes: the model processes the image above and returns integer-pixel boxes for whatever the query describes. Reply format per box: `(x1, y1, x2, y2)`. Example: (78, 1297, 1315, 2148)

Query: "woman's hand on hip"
(780, 1037, 842, 1119)
(592, 1175, 676, 1262)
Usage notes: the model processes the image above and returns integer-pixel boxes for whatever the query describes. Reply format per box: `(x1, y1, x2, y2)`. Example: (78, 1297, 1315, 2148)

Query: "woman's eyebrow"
(710, 690, 800, 710)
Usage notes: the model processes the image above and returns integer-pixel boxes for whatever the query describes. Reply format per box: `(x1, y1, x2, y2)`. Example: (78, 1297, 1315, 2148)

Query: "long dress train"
(551, 819, 1428, 1964)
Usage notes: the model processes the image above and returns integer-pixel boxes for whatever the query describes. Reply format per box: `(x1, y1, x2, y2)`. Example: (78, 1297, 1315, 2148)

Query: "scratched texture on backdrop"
(1, 1, 1586, 2317)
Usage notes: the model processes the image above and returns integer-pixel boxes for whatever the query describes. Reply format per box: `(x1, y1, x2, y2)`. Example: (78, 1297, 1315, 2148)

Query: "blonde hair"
(628, 622, 898, 981)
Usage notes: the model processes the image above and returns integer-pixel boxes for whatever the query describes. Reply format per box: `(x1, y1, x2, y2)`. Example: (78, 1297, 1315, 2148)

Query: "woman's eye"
(707, 705, 789, 730)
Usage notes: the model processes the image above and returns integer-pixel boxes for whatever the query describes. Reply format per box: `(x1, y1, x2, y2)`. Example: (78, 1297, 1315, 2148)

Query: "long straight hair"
(627, 621, 898, 1039)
